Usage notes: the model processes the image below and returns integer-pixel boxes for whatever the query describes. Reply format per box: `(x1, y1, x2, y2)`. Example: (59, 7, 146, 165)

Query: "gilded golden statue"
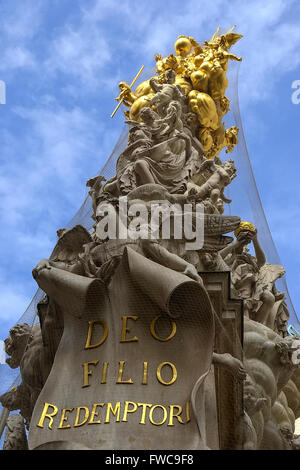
(113, 27, 242, 160)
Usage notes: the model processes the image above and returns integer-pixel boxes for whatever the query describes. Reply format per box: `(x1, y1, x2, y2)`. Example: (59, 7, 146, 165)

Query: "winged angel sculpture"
(1, 27, 299, 452)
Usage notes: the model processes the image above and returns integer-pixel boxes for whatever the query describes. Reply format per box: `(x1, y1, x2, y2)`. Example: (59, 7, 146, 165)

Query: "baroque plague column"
(1, 28, 300, 451)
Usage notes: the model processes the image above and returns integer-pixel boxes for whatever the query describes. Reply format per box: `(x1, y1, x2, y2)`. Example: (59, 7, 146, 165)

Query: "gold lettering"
(186, 400, 191, 423)
(116, 361, 133, 384)
(37, 402, 58, 429)
(82, 360, 99, 387)
(168, 405, 184, 426)
(36, 400, 190, 429)
(156, 362, 178, 386)
(101, 362, 109, 384)
(120, 316, 139, 342)
(149, 405, 167, 426)
(122, 401, 138, 422)
(150, 315, 177, 342)
(74, 406, 90, 427)
(58, 408, 74, 429)
(105, 402, 121, 423)
(84, 320, 108, 349)
(88, 403, 104, 424)
(142, 361, 148, 385)
(137, 403, 152, 424)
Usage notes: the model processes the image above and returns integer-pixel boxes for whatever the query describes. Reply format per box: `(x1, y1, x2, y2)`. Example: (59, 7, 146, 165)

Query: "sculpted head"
(175, 36, 192, 57)
(118, 81, 129, 92)
(4, 323, 32, 368)
(223, 159, 236, 177)
(274, 302, 289, 337)
(275, 336, 300, 367)
(164, 68, 176, 84)
(244, 375, 267, 415)
(140, 107, 156, 125)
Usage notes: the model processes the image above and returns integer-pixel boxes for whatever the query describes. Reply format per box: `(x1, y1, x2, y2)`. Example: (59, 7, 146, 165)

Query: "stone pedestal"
(201, 271, 243, 450)
(28, 262, 242, 451)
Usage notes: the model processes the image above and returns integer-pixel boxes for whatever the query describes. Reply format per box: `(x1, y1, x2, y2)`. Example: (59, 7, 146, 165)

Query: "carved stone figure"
(4, 324, 32, 369)
(148, 69, 186, 117)
(220, 224, 285, 327)
(243, 318, 300, 449)
(113, 28, 242, 160)
(104, 113, 195, 195)
(190, 157, 236, 206)
(2, 29, 299, 452)
(0, 322, 52, 427)
(235, 374, 266, 450)
(3, 414, 28, 450)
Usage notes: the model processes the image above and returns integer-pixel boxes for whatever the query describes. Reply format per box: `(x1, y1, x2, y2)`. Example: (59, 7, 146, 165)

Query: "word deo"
(81, 316, 179, 388)
(84, 315, 177, 348)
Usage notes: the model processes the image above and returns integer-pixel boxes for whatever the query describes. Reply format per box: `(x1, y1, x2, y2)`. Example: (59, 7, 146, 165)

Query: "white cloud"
(10, 102, 101, 188)
(0, 100, 108, 286)
(77, 0, 300, 105)
(0, 280, 31, 326)
(0, 0, 43, 40)
(0, 0, 300, 337)
(0, 46, 36, 71)
(44, 21, 112, 89)
(0, 0, 43, 72)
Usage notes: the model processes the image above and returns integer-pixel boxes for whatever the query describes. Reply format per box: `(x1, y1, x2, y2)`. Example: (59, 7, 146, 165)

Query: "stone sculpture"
(120, 28, 242, 160)
(3, 414, 28, 451)
(0, 28, 299, 451)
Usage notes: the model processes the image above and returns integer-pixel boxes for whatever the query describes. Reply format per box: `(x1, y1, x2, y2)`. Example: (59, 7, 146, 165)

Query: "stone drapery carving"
(1, 28, 298, 451)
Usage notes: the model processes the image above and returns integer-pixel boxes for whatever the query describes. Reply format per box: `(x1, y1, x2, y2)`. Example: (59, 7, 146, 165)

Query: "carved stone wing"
(50, 225, 93, 263)
(257, 263, 286, 290)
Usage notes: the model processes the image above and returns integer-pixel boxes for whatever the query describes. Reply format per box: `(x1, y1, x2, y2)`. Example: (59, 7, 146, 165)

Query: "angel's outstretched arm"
(252, 231, 266, 269)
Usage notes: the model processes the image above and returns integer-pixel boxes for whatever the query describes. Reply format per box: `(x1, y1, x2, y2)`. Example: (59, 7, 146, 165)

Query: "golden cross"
(110, 65, 145, 118)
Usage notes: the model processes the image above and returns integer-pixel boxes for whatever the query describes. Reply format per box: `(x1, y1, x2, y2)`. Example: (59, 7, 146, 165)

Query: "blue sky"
(0, 0, 300, 390)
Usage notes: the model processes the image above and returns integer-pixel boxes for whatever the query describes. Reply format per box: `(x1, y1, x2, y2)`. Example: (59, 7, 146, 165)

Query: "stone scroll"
(28, 249, 214, 450)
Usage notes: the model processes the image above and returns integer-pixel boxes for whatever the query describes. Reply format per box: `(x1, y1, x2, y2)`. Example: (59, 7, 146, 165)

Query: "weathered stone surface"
(28, 249, 215, 450)
(2, 28, 298, 452)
